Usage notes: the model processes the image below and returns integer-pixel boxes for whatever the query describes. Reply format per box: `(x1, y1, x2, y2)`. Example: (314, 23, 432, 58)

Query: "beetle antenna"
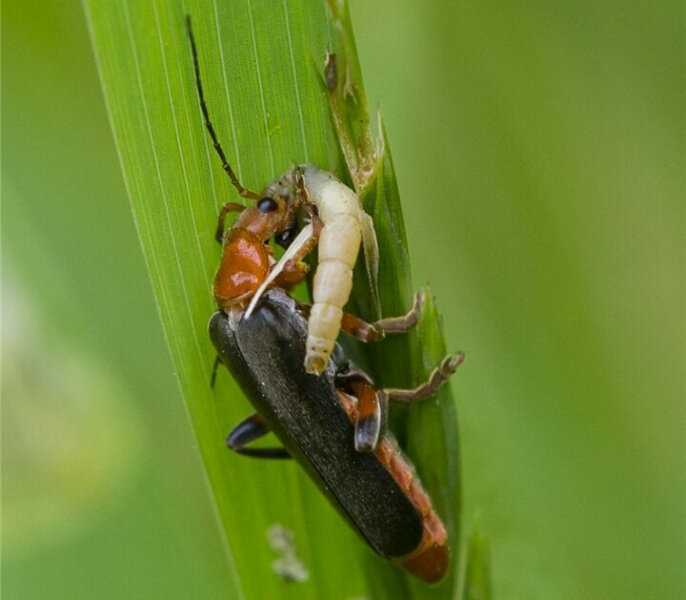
(186, 16, 259, 200)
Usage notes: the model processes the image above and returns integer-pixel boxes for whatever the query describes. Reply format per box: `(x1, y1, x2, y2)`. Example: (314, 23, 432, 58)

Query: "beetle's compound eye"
(258, 197, 278, 213)
(276, 227, 296, 248)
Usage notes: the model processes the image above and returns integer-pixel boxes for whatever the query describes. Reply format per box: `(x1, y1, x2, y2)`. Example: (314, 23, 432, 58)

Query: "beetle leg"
(338, 291, 424, 343)
(226, 414, 291, 459)
(351, 381, 383, 453)
(374, 291, 424, 334)
(338, 312, 382, 342)
(210, 355, 222, 388)
(335, 368, 383, 453)
(380, 353, 465, 404)
(215, 202, 244, 243)
(295, 291, 423, 343)
(273, 259, 310, 288)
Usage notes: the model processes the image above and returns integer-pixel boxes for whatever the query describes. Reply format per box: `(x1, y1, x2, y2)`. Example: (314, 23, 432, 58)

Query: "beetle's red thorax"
(214, 228, 269, 308)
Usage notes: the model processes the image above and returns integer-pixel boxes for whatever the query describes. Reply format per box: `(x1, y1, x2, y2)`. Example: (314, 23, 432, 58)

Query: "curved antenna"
(186, 16, 259, 200)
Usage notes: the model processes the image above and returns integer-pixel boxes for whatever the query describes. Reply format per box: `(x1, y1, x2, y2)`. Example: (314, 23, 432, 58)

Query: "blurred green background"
(3, 0, 684, 598)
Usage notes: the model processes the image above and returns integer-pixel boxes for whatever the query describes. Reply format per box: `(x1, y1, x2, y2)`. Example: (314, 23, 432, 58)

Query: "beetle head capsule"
(213, 192, 304, 310)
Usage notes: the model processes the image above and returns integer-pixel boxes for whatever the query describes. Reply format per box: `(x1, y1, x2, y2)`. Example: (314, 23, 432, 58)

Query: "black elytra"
(209, 288, 424, 558)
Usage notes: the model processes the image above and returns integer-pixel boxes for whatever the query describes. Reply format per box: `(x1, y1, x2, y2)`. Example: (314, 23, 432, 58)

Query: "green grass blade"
(325, 4, 465, 598)
(85, 0, 466, 597)
(458, 531, 493, 600)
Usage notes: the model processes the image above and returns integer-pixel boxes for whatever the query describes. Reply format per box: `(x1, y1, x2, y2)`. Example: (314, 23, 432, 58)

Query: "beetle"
(186, 17, 465, 580)
(210, 287, 463, 582)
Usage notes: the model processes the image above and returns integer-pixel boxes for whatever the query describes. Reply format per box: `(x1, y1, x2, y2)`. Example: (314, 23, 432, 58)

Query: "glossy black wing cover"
(209, 290, 423, 558)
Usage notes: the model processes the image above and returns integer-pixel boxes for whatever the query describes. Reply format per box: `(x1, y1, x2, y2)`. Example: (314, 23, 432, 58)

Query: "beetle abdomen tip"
(400, 542, 450, 584)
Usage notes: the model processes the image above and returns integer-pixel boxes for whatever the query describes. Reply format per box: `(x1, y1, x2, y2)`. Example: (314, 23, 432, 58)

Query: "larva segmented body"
(300, 167, 363, 374)
(245, 165, 375, 375)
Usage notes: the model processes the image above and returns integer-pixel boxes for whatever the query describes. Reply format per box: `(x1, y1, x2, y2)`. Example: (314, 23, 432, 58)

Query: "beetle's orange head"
(214, 189, 302, 309)
(232, 194, 298, 246)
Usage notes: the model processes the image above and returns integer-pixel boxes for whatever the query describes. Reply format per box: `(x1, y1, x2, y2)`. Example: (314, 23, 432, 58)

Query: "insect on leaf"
(85, 0, 464, 597)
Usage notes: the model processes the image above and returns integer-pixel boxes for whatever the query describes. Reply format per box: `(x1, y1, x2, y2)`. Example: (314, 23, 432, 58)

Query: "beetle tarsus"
(338, 290, 424, 343)
(372, 291, 424, 335)
(380, 352, 465, 404)
(226, 413, 291, 459)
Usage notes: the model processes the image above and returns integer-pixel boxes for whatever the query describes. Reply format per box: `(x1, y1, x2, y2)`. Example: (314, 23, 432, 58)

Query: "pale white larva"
(245, 165, 378, 375)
